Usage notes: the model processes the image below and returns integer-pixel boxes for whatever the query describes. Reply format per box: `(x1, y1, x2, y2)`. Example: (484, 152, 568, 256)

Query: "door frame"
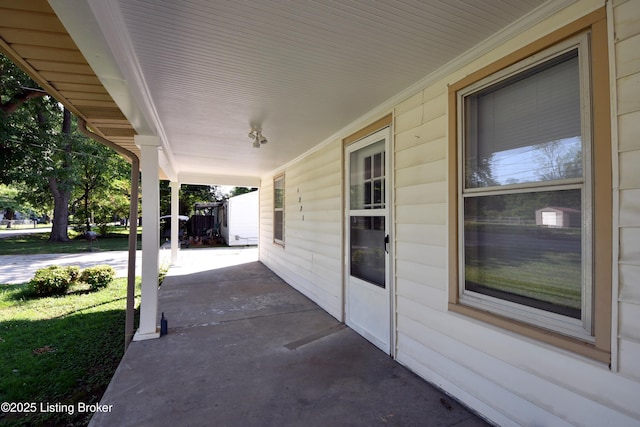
(343, 125, 395, 356)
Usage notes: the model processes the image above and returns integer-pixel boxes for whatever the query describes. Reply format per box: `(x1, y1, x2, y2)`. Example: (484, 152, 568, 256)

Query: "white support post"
(169, 181, 180, 265)
(134, 135, 161, 341)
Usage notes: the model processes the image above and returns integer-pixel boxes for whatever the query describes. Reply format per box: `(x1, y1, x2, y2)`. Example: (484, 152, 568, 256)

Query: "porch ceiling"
(2, 0, 551, 186)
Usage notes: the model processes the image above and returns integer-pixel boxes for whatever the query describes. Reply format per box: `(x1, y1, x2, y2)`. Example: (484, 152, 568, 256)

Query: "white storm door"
(345, 127, 392, 354)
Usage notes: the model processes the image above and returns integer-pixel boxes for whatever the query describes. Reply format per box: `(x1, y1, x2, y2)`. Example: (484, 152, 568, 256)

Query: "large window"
(448, 10, 611, 362)
(273, 174, 284, 245)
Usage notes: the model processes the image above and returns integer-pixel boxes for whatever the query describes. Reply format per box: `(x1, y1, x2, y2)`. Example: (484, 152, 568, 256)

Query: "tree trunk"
(49, 177, 71, 242)
(85, 183, 91, 232)
(48, 108, 73, 242)
(4, 208, 14, 228)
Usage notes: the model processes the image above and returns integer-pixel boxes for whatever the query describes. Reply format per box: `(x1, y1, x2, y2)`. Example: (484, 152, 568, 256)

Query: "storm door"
(345, 127, 392, 354)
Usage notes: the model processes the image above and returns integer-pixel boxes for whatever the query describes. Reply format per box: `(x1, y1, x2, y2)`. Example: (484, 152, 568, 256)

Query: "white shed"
(535, 207, 581, 228)
(220, 191, 259, 246)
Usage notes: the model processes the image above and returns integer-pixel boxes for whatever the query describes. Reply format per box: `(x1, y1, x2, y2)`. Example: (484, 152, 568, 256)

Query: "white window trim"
(456, 32, 595, 342)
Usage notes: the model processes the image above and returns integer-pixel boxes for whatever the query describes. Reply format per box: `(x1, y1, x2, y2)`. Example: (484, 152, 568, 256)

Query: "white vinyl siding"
(614, 0, 640, 381)
(392, 3, 640, 426)
(394, 87, 449, 333)
(260, 140, 343, 320)
(257, 1, 640, 425)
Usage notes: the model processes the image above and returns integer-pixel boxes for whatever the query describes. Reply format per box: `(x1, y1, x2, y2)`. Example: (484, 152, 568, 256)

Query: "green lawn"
(464, 223, 582, 316)
(465, 251, 582, 309)
(0, 277, 140, 426)
(0, 227, 141, 255)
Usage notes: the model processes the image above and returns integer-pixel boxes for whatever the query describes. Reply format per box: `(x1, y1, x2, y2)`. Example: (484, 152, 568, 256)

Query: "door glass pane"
(374, 152, 383, 178)
(350, 216, 385, 288)
(373, 179, 383, 206)
(464, 189, 582, 318)
(465, 50, 582, 188)
(364, 156, 372, 180)
(350, 140, 385, 210)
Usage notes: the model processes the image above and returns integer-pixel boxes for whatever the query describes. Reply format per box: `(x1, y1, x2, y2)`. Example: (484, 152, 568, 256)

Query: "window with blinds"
(456, 32, 594, 341)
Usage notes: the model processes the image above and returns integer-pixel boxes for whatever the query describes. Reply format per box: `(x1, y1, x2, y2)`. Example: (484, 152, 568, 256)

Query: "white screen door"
(345, 127, 392, 354)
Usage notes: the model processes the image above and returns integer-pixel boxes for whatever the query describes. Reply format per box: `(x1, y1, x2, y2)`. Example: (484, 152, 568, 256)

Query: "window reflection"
(464, 189, 582, 318)
(350, 216, 385, 288)
(465, 50, 582, 188)
(350, 140, 385, 209)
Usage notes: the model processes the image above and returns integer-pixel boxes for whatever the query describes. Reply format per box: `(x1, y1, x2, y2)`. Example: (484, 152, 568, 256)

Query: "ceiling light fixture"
(248, 128, 267, 148)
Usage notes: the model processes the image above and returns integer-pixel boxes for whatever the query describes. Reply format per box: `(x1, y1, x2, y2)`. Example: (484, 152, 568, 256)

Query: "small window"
(273, 174, 284, 245)
(448, 9, 611, 362)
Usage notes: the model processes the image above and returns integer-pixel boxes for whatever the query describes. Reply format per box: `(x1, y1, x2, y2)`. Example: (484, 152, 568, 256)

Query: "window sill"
(448, 302, 610, 364)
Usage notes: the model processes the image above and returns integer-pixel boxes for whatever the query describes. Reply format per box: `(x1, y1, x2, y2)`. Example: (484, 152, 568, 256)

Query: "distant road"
(0, 227, 52, 239)
(0, 247, 258, 284)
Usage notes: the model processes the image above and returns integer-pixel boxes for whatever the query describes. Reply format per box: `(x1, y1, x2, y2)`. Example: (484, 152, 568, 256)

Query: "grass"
(465, 252, 581, 308)
(0, 227, 142, 255)
(0, 277, 140, 426)
(465, 223, 582, 312)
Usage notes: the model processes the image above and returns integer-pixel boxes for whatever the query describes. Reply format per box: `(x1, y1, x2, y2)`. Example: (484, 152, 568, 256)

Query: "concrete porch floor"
(90, 248, 490, 427)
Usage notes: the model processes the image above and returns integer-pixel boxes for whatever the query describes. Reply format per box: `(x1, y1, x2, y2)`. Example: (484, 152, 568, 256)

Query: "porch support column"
(134, 135, 161, 341)
(169, 181, 180, 265)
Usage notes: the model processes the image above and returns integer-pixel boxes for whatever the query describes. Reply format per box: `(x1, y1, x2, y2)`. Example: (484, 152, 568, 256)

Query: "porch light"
(248, 128, 267, 148)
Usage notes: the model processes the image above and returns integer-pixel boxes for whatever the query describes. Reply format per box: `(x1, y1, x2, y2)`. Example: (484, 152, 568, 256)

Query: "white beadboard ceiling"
(54, 0, 551, 185)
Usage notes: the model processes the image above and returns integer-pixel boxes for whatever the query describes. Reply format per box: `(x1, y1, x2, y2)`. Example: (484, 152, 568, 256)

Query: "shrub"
(29, 265, 79, 297)
(98, 223, 111, 237)
(158, 262, 169, 286)
(66, 265, 81, 282)
(80, 265, 116, 291)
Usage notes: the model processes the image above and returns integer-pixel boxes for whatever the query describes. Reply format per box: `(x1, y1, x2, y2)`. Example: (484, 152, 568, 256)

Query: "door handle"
(384, 234, 389, 253)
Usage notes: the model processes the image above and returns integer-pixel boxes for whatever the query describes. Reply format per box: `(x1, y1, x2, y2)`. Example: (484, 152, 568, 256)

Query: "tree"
(464, 154, 498, 188)
(229, 187, 257, 197)
(535, 139, 582, 181)
(159, 182, 222, 217)
(2, 54, 73, 240)
(48, 108, 75, 241)
(92, 177, 134, 226)
(1, 53, 131, 240)
(1, 54, 47, 179)
(69, 135, 130, 230)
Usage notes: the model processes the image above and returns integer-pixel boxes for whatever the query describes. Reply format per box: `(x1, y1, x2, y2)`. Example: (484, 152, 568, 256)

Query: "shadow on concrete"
(90, 261, 489, 427)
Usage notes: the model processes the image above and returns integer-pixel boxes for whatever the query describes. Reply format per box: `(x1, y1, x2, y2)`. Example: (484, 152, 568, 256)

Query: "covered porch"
(5, 2, 640, 425)
(89, 248, 488, 426)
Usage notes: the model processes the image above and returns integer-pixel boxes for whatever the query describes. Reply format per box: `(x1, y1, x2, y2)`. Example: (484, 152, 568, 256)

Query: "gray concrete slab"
(90, 259, 490, 427)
